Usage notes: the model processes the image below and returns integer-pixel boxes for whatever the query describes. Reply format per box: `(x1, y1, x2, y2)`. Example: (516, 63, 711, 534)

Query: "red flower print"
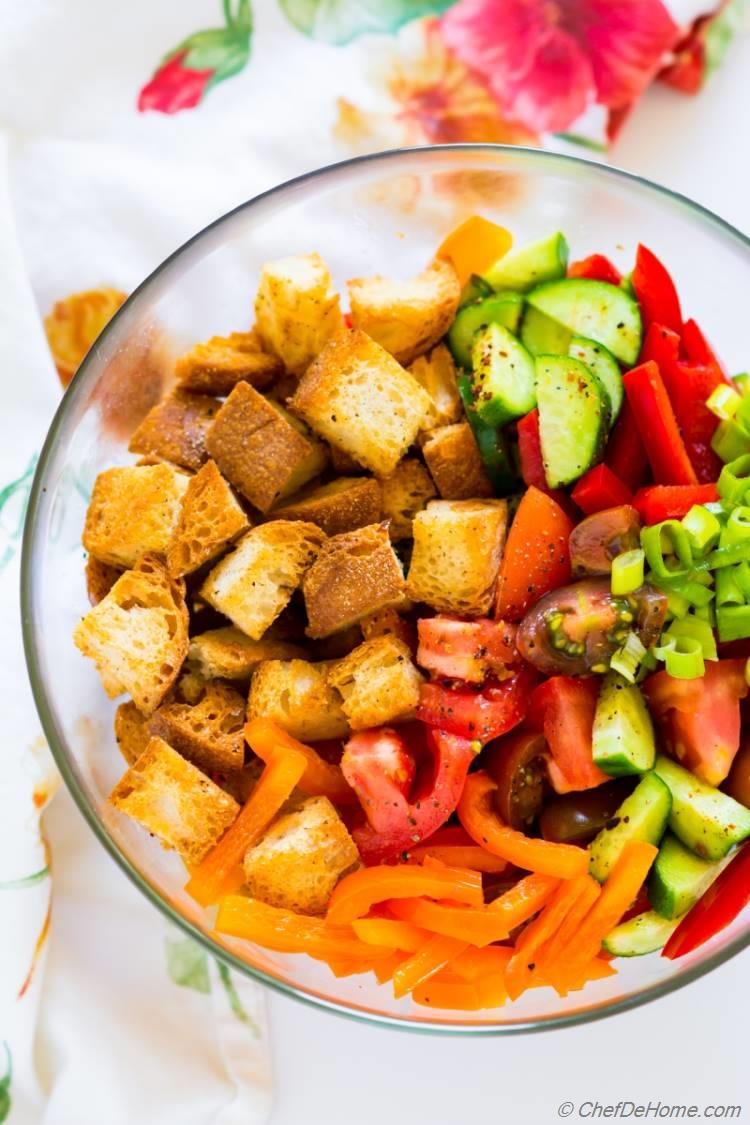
(138, 51, 215, 114)
(439, 0, 678, 134)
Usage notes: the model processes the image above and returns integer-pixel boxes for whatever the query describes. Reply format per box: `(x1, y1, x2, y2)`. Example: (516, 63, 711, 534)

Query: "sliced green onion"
(717, 605, 750, 643)
(711, 419, 750, 463)
(648, 573, 714, 608)
(734, 561, 750, 601)
(717, 454, 750, 504)
(611, 549, 645, 596)
(666, 615, 718, 661)
(736, 394, 750, 432)
(719, 506, 750, 548)
(745, 656, 750, 686)
(693, 602, 716, 627)
(715, 565, 745, 607)
(733, 372, 750, 395)
(609, 631, 647, 683)
(706, 384, 741, 420)
(681, 504, 721, 554)
(705, 540, 750, 569)
(641, 521, 693, 578)
(654, 634, 705, 679)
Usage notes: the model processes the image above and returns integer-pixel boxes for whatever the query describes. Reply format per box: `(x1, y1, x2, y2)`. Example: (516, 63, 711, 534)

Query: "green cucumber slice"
(603, 911, 678, 957)
(653, 755, 750, 860)
(459, 273, 493, 308)
(527, 278, 642, 366)
(447, 293, 524, 370)
(589, 772, 671, 883)
(649, 832, 717, 920)
(592, 673, 656, 777)
(484, 232, 568, 293)
(470, 323, 536, 428)
(520, 306, 572, 357)
(569, 336, 624, 422)
(456, 372, 517, 494)
(535, 355, 610, 488)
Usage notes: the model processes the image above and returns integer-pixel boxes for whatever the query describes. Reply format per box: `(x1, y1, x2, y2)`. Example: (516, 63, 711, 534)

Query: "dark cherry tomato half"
(539, 777, 637, 845)
(483, 727, 548, 831)
(723, 737, 750, 809)
(569, 505, 642, 576)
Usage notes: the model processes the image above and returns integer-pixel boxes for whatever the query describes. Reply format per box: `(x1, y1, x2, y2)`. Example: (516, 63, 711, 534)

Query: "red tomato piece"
(568, 254, 622, 286)
(528, 677, 609, 794)
(631, 483, 718, 525)
(662, 843, 750, 960)
(571, 464, 633, 515)
(416, 616, 517, 684)
(495, 486, 574, 623)
(341, 729, 416, 833)
(417, 666, 536, 745)
(632, 244, 683, 335)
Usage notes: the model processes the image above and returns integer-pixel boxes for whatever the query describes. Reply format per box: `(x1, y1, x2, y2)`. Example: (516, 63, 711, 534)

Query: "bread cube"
(114, 701, 151, 766)
(206, 382, 327, 513)
(348, 260, 460, 366)
(85, 555, 122, 605)
(248, 658, 349, 741)
(128, 389, 220, 472)
(406, 499, 508, 615)
(254, 253, 344, 376)
(201, 520, 325, 640)
(175, 331, 282, 396)
(328, 636, 422, 730)
(422, 422, 493, 500)
(73, 555, 189, 713)
(271, 476, 381, 536)
(187, 626, 305, 683)
(150, 680, 247, 774)
(379, 457, 437, 541)
(83, 464, 189, 568)
(360, 607, 414, 648)
(166, 459, 249, 578)
(408, 344, 462, 429)
(242, 796, 359, 915)
(288, 329, 434, 477)
(328, 444, 365, 475)
(302, 522, 407, 638)
(110, 737, 239, 865)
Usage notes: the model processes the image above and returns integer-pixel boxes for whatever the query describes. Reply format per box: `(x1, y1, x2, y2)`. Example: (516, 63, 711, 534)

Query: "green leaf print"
(164, 936, 211, 993)
(279, 0, 456, 45)
(0, 1042, 12, 1124)
(0, 453, 38, 571)
(215, 959, 260, 1035)
(0, 866, 49, 891)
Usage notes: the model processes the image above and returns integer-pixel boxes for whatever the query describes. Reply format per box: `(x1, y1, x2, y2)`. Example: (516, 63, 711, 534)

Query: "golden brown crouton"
(166, 459, 250, 578)
(175, 331, 282, 396)
(110, 736, 239, 865)
(408, 344, 463, 429)
(201, 520, 325, 640)
(149, 680, 247, 774)
(307, 624, 363, 662)
(73, 555, 189, 714)
(85, 555, 122, 605)
(406, 499, 508, 616)
(328, 636, 423, 730)
(348, 260, 460, 366)
(271, 477, 382, 537)
(288, 330, 434, 478)
(177, 669, 209, 705)
(254, 252, 344, 376)
(114, 701, 151, 766)
(83, 463, 189, 569)
(302, 522, 407, 639)
(379, 457, 437, 541)
(328, 444, 365, 475)
(206, 382, 327, 513)
(360, 607, 414, 648)
(218, 758, 264, 805)
(187, 626, 305, 683)
(242, 796, 359, 915)
(248, 659, 349, 741)
(422, 422, 494, 500)
(128, 389, 220, 472)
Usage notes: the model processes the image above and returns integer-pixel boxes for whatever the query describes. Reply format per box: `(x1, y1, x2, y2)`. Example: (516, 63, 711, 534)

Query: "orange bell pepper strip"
(549, 957, 617, 998)
(412, 971, 508, 1011)
(435, 215, 512, 286)
(405, 844, 508, 874)
(447, 945, 513, 982)
(215, 896, 392, 961)
(505, 875, 592, 1000)
(536, 877, 601, 973)
(186, 748, 306, 906)
(352, 918, 431, 953)
(327, 863, 483, 925)
(458, 772, 589, 879)
(244, 717, 355, 806)
(373, 952, 410, 984)
(392, 934, 469, 999)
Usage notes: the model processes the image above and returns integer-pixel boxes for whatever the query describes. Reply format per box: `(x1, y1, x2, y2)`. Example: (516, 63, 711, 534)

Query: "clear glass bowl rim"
(21, 143, 750, 1036)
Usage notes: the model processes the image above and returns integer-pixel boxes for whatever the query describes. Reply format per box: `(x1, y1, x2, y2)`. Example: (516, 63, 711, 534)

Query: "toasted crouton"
(271, 477, 382, 536)
(408, 344, 462, 429)
(360, 607, 414, 648)
(422, 422, 493, 500)
(328, 636, 422, 730)
(83, 464, 189, 569)
(254, 253, 344, 376)
(379, 457, 437, 541)
(187, 626, 305, 683)
(206, 382, 327, 513)
(114, 701, 151, 766)
(328, 444, 365, 475)
(73, 555, 189, 713)
(348, 260, 460, 366)
(150, 680, 246, 774)
(302, 523, 407, 639)
(406, 499, 508, 615)
(201, 521, 325, 640)
(242, 796, 359, 915)
(248, 658, 349, 741)
(175, 331, 282, 396)
(110, 736, 239, 865)
(288, 330, 434, 478)
(85, 555, 122, 605)
(166, 460, 249, 577)
(128, 389, 220, 472)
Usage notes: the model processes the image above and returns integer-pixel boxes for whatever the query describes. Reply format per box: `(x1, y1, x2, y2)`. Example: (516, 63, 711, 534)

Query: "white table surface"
(267, 39, 750, 1125)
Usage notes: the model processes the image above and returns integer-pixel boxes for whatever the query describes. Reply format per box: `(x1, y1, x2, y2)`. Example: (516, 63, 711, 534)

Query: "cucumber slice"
(527, 278, 642, 366)
(592, 673, 655, 777)
(569, 336, 624, 423)
(535, 355, 610, 488)
(484, 232, 568, 293)
(459, 273, 493, 308)
(589, 772, 671, 883)
(470, 324, 536, 427)
(520, 306, 572, 357)
(649, 832, 717, 920)
(456, 372, 517, 494)
(603, 911, 678, 957)
(447, 293, 524, 370)
(653, 755, 750, 860)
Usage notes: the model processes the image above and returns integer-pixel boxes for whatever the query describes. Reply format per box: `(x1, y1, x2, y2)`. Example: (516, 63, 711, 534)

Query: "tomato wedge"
(341, 729, 416, 832)
(417, 665, 536, 744)
(495, 486, 574, 622)
(416, 615, 517, 684)
(529, 677, 609, 794)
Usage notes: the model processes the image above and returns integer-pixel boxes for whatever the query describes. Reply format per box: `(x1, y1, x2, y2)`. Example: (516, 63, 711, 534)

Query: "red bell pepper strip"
(571, 464, 632, 515)
(568, 254, 622, 286)
(623, 361, 698, 485)
(604, 399, 650, 492)
(632, 483, 719, 524)
(517, 409, 547, 491)
(662, 843, 750, 960)
(682, 317, 729, 380)
(631, 244, 683, 335)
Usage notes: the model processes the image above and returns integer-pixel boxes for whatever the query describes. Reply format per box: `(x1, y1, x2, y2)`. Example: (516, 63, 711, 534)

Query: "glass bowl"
(21, 144, 750, 1033)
